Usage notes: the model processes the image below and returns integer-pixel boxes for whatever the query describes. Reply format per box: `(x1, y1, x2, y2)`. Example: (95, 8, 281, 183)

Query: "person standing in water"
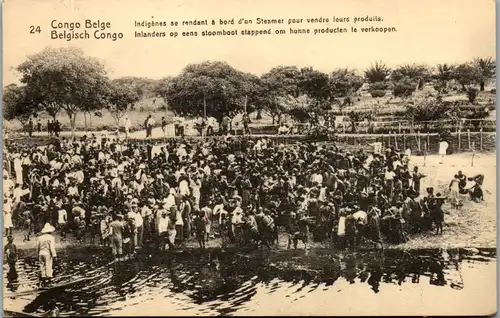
(4, 235, 18, 272)
(37, 223, 57, 287)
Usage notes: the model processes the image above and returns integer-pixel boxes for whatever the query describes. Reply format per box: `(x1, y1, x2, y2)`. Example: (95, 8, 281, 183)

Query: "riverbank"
(5, 152, 496, 257)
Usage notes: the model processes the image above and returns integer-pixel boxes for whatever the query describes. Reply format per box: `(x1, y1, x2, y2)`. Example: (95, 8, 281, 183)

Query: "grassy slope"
(4, 88, 496, 133)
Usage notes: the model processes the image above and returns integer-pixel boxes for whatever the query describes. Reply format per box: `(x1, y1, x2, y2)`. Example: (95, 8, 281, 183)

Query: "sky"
(2, 0, 496, 85)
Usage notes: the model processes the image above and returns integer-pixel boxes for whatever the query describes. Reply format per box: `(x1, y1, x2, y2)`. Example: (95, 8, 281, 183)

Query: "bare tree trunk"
(84, 112, 88, 132)
(69, 112, 77, 140)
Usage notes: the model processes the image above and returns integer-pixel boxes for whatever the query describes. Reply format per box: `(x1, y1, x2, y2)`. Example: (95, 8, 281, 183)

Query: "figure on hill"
(161, 116, 167, 138)
(27, 119, 34, 137)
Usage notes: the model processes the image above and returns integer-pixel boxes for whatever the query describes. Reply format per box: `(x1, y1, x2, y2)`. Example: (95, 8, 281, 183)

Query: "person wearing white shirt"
(67, 185, 80, 198)
(134, 209, 144, 247)
(124, 116, 131, 139)
(206, 116, 216, 136)
(384, 167, 396, 200)
(165, 189, 177, 211)
(370, 141, 383, 154)
(13, 155, 23, 185)
(13, 184, 29, 203)
(176, 145, 187, 159)
(311, 172, 323, 186)
(179, 178, 190, 196)
(438, 139, 449, 164)
(74, 169, 85, 184)
(3, 175, 14, 196)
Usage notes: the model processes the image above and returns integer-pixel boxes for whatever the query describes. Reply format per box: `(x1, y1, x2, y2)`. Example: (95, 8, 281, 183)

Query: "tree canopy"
(5, 47, 496, 134)
(16, 47, 110, 136)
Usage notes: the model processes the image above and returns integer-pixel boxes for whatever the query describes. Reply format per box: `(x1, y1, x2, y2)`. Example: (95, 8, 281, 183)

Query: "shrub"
(393, 77, 417, 98)
(467, 88, 479, 104)
(370, 90, 386, 98)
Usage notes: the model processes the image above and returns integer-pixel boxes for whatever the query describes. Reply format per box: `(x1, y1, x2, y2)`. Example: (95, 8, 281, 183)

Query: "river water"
(3, 247, 496, 316)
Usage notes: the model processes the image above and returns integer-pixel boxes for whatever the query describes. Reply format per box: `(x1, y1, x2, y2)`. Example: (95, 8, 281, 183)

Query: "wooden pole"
(388, 131, 391, 148)
(403, 131, 406, 150)
(467, 129, 471, 150)
(427, 132, 430, 153)
(457, 129, 461, 152)
(471, 142, 475, 166)
(423, 141, 427, 167)
(417, 131, 421, 151)
(480, 128, 483, 151)
(394, 131, 398, 150)
(398, 121, 401, 134)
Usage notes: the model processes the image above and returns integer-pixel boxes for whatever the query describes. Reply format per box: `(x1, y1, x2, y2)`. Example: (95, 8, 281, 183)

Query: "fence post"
(398, 121, 401, 134)
(394, 131, 398, 150)
(427, 132, 430, 153)
(403, 131, 406, 150)
(417, 131, 421, 151)
(467, 129, 471, 150)
(457, 129, 461, 152)
(480, 128, 483, 151)
(388, 131, 391, 148)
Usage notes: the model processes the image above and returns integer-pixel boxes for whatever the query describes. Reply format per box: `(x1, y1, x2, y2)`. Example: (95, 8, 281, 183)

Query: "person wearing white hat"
(37, 223, 57, 286)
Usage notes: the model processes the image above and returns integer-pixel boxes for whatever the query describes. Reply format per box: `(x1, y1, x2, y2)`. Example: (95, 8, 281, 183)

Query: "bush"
(467, 88, 479, 104)
(393, 78, 417, 98)
(370, 90, 386, 98)
(370, 82, 389, 90)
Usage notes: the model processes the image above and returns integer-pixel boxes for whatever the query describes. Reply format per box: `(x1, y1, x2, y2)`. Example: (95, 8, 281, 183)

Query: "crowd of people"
(3, 132, 487, 275)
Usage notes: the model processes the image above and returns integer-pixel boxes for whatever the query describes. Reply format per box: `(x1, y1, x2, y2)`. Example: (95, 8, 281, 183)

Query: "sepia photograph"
(2, 0, 497, 316)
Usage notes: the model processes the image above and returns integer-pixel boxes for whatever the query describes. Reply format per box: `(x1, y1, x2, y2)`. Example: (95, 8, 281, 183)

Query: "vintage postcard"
(2, 0, 496, 316)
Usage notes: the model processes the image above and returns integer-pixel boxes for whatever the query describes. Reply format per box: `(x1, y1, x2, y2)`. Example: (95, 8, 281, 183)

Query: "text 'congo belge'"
(50, 20, 124, 41)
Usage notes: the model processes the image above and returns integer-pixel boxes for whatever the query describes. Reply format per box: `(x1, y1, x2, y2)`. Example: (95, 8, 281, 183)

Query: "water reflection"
(4, 247, 495, 316)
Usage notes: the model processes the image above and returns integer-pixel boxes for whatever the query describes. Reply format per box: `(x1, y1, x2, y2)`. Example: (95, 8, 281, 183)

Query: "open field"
(399, 152, 496, 249)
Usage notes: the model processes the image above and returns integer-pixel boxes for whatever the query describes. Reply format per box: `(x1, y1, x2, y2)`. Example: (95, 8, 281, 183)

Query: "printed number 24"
(30, 26, 41, 34)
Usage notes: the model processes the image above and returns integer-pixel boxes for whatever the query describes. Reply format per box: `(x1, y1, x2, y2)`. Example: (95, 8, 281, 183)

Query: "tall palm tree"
(364, 61, 391, 83)
(473, 57, 496, 91)
(434, 63, 456, 93)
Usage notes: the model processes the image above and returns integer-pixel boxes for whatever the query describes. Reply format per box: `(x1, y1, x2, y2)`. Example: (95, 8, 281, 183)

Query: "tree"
(165, 61, 253, 123)
(473, 57, 496, 91)
(451, 63, 482, 91)
(391, 64, 432, 89)
(260, 66, 332, 124)
(113, 77, 159, 102)
(16, 47, 109, 137)
(260, 66, 302, 123)
(405, 97, 451, 130)
(392, 77, 417, 98)
(329, 68, 364, 98)
(3, 84, 38, 132)
(298, 67, 332, 105)
(364, 61, 391, 83)
(154, 76, 174, 105)
(277, 94, 316, 123)
(434, 63, 456, 93)
(106, 79, 141, 128)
